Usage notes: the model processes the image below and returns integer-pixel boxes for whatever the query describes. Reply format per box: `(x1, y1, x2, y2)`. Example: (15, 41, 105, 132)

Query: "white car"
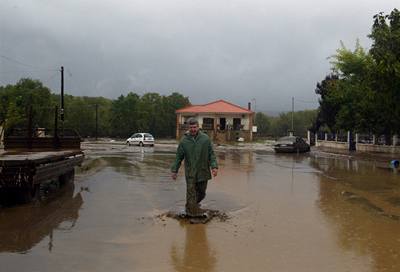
(126, 133, 155, 146)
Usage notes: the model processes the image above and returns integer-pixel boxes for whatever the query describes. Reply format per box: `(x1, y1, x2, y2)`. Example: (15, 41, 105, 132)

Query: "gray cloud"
(0, 0, 398, 112)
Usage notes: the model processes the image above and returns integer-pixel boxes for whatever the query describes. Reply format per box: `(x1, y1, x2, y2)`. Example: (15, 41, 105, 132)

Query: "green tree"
(1, 78, 190, 139)
(254, 112, 270, 136)
(110, 92, 140, 137)
(369, 8, 400, 135)
(162, 92, 190, 137)
(137, 93, 162, 134)
(330, 41, 377, 132)
(269, 110, 317, 137)
(315, 9, 400, 135)
(0, 78, 54, 132)
(57, 95, 113, 138)
(315, 74, 340, 131)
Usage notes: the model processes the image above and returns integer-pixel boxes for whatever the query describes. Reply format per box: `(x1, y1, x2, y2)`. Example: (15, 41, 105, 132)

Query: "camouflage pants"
(185, 179, 208, 215)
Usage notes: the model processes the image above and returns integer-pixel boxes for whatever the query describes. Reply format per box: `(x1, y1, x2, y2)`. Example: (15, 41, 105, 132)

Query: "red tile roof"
(176, 99, 253, 114)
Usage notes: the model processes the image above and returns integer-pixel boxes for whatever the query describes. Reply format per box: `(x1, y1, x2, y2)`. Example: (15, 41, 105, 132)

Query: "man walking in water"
(171, 118, 218, 216)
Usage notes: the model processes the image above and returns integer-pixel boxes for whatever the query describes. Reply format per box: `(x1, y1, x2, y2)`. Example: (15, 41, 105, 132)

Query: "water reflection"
(311, 156, 400, 192)
(171, 223, 216, 272)
(0, 183, 83, 253)
(271, 153, 309, 167)
(218, 150, 254, 173)
(314, 156, 400, 272)
(100, 152, 175, 179)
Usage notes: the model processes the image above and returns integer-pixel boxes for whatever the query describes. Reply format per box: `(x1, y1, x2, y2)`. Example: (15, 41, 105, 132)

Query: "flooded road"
(1, 144, 400, 271)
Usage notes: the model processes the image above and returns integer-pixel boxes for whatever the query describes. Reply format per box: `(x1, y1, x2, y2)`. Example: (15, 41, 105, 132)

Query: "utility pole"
(60, 66, 64, 134)
(289, 96, 294, 136)
(291, 96, 294, 131)
(95, 104, 98, 141)
(251, 98, 257, 126)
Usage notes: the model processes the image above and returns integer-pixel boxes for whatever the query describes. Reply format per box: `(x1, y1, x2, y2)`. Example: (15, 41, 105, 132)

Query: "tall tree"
(315, 9, 400, 135)
(1, 78, 190, 139)
(369, 8, 400, 135)
(110, 92, 140, 137)
(255, 112, 270, 136)
(0, 78, 54, 132)
(315, 74, 340, 131)
(163, 92, 190, 137)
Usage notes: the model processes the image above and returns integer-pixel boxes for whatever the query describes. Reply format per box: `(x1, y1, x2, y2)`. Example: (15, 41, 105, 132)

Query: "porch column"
(324, 133, 328, 141)
(347, 131, 351, 148)
(307, 130, 311, 145)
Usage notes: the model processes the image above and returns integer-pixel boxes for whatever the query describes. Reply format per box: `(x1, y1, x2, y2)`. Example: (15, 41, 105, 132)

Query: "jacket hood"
(184, 130, 203, 137)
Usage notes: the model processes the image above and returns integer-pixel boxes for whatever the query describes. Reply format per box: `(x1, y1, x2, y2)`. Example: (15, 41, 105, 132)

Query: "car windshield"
(144, 133, 153, 138)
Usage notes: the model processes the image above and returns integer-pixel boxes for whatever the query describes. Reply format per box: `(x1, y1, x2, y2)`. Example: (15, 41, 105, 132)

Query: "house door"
(219, 118, 226, 130)
(233, 118, 241, 130)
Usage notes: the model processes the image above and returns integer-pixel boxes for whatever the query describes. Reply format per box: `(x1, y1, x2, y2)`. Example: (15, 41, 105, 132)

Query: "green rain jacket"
(171, 131, 218, 182)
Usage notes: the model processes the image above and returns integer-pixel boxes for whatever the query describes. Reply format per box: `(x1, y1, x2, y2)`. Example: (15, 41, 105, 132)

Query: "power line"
(0, 69, 61, 88)
(44, 71, 60, 82)
(0, 55, 57, 71)
(0, 69, 59, 74)
(0, 55, 37, 68)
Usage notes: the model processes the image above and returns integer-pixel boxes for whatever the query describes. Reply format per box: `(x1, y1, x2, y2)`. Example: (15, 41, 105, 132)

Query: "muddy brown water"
(1, 145, 400, 271)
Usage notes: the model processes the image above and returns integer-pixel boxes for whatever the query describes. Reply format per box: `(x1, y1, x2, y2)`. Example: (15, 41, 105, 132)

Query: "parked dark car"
(274, 136, 310, 153)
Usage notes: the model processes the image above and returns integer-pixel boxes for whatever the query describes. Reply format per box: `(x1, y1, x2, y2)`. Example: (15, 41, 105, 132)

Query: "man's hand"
(212, 168, 218, 177)
(171, 172, 177, 180)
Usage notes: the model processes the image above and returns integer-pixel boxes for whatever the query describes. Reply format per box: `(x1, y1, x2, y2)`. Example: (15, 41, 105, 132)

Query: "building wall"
(215, 115, 251, 130)
(179, 129, 252, 143)
(176, 113, 253, 142)
(179, 113, 251, 130)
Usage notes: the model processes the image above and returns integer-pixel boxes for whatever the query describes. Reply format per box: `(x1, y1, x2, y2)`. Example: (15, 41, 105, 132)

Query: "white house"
(175, 99, 254, 142)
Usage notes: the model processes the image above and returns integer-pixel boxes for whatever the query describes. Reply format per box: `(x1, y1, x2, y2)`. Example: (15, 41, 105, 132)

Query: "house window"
(233, 118, 241, 130)
(203, 118, 214, 130)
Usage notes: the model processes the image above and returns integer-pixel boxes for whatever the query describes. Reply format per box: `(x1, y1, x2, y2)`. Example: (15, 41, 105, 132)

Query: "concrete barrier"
(357, 143, 400, 154)
(311, 130, 400, 154)
(315, 140, 348, 150)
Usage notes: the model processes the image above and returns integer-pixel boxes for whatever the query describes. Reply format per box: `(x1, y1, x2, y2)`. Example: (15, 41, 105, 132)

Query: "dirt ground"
(1, 141, 400, 271)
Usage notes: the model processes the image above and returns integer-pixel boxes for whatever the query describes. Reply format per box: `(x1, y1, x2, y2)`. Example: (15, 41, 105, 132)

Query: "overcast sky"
(0, 0, 398, 112)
